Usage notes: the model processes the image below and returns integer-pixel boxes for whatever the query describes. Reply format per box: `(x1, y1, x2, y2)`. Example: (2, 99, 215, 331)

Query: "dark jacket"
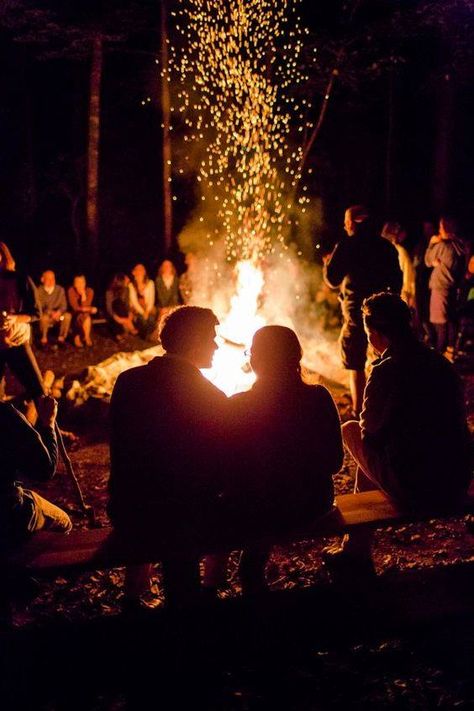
(361, 338, 472, 509)
(0, 271, 41, 321)
(223, 379, 343, 535)
(108, 354, 228, 537)
(324, 225, 402, 317)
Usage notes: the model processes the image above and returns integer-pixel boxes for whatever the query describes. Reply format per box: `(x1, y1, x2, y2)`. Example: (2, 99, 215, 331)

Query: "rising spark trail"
(172, 0, 311, 263)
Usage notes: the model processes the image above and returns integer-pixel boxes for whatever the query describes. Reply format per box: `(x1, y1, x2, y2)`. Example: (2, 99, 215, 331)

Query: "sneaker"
(443, 347, 454, 362)
(322, 545, 376, 582)
(121, 597, 154, 618)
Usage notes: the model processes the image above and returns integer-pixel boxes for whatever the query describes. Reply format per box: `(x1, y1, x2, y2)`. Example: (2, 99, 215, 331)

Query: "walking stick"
(54, 422, 97, 527)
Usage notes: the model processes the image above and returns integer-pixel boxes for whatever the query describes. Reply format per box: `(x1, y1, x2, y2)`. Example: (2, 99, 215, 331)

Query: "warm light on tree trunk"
(87, 33, 103, 268)
(161, 0, 172, 254)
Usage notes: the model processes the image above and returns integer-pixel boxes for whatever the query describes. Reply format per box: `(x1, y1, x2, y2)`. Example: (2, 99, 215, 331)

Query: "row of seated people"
(37, 260, 181, 348)
(1, 295, 471, 607)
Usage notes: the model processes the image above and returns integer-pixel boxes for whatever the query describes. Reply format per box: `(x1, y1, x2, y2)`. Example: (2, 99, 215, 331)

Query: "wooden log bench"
(4, 483, 474, 580)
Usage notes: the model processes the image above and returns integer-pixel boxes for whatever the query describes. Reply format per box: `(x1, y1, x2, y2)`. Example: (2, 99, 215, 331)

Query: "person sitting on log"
(326, 291, 472, 572)
(36, 270, 72, 349)
(0, 394, 72, 550)
(108, 305, 228, 608)
(67, 274, 97, 349)
(203, 325, 344, 595)
(105, 273, 138, 342)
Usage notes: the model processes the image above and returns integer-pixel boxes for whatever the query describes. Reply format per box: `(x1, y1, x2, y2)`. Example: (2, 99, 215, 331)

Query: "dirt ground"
(3, 327, 474, 710)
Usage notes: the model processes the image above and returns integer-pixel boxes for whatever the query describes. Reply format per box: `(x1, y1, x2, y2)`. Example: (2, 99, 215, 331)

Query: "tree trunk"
(161, 0, 173, 254)
(86, 33, 103, 269)
(18, 45, 37, 224)
(384, 66, 395, 213)
(432, 74, 454, 212)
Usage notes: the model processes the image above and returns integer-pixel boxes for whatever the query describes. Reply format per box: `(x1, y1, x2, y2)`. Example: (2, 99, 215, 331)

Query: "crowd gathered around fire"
(0, 204, 473, 607)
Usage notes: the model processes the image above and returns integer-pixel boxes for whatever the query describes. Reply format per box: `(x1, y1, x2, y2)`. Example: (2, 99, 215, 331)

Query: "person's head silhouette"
(250, 325, 303, 381)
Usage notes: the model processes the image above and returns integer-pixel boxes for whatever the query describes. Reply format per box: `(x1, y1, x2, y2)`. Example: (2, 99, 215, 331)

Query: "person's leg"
(341, 420, 379, 492)
(324, 421, 379, 563)
(58, 312, 72, 341)
(433, 323, 447, 352)
(39, 314, 51, 344)
(124, 564, 153, 601)
(5, 343, 45, 400)
(161, 556, 202, 607)
(83, 315, 93, 346)
(202, 552, 230, 592)
(238, 546, 270, 595)
(28, 490, 72, 533)
(340, 310, 367, 417)
(348, 370, 366, 418)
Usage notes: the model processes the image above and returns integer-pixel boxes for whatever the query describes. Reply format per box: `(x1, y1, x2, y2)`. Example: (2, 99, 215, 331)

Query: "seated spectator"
(329, 292, 471, 567)
(105, 273, 138, 342)
(108, 306, 227, 607)
(36, 270, 71, 348)
(129, 263, 157, 340)
(155, 260, 180, 319)
(0, 242, 44, 413)
(0, 395, 71, 549)
(67, 274, 97, 348)
(204, 326, 343, 594)
(381, 222, 416, 308)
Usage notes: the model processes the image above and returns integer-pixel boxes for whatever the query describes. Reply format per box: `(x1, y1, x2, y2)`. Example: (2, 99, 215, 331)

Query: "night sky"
(0, 0, 473, 288)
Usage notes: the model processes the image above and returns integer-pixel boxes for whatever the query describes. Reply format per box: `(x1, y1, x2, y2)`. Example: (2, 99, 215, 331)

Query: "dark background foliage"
(0, 0, 473, 285)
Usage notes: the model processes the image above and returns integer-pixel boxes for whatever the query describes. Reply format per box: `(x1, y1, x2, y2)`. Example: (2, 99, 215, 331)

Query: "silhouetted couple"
(108, 300, 471, 606)
(108, 306, 343, 607)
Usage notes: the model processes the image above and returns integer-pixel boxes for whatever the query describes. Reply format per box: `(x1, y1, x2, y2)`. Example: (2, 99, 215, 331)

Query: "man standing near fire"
(323, 205, 402, 416)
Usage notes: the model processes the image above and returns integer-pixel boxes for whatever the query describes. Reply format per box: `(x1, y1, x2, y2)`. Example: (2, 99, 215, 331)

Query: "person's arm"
(360, 360, 395, 447)
(155, 278, 165, 308)
(387, 244, 403, 294)
(315, 385, 344, 476)
(6, 398, 58, 482)
(424, 236, 441, 267)
(68, 287, 80, 313)
(128, 283, 144, 315)
(323, 240, 350, 288)
(15, 275, 41, 323)
(57, 286, 68, 314)
(83, 288, 96, 313)
(144, 280, 155, 315)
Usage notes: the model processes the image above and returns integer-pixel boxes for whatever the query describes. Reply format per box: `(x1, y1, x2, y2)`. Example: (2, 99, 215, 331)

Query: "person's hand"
(91, 306, 98, 315)
(2, 313, 17, 329)
(36, 395, 58, 428)
(51, 310, 61, 321)
(430, 234, 442, 245)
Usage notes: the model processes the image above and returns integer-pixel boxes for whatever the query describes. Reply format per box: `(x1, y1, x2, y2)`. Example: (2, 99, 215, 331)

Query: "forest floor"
(2, 328, 474, 710)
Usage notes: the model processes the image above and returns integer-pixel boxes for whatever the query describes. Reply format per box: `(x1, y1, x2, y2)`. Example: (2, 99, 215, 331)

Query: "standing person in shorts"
(323, 206, 402, 416)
